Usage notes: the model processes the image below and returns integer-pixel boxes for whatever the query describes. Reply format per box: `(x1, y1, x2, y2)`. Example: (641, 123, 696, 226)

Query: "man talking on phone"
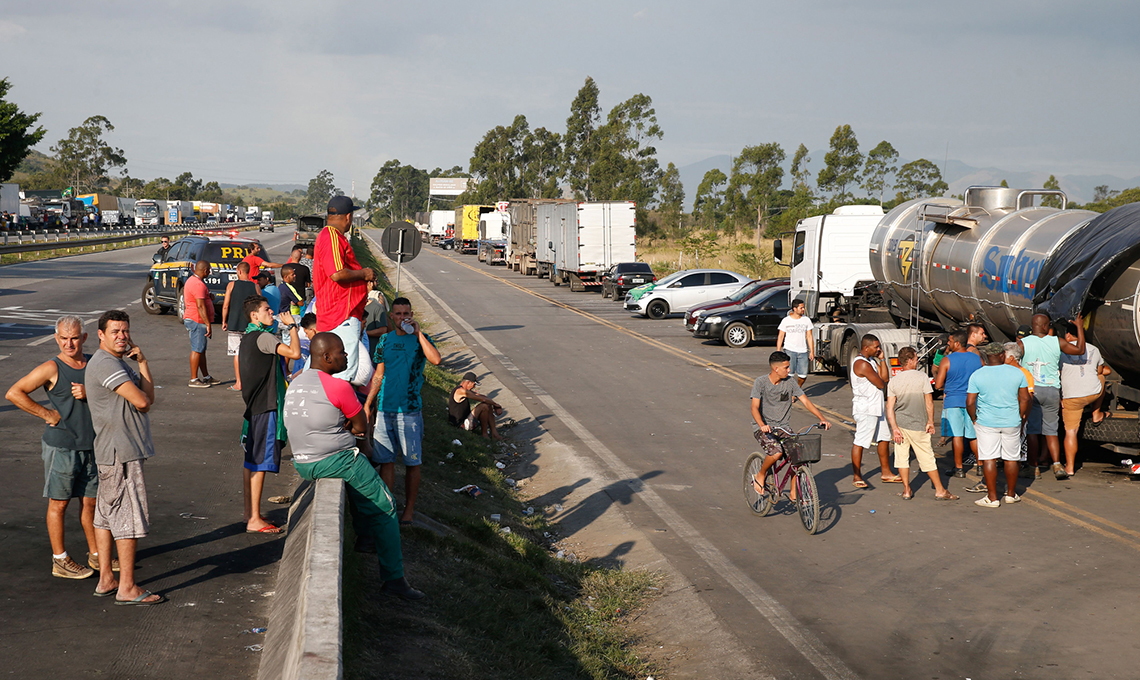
(849, 334, 901, 489)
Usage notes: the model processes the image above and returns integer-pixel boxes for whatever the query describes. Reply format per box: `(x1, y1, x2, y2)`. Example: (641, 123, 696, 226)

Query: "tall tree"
(657, 162, 685, 234)
(726, 143, 785, 244)
(692, 168, 727, 229)
(468, 115, 530, 202)
(789, 143, 813, 197)
(816, 124, 862, 202)
(1042, 174, 1062, 208)
(1093, 184, 1118, 203)
(893, 159, 948, 202)
(51, 115, 127, 193)
(589, 93, 663, 208)
(0, 78, 46, 183)
(521, 126, 563, 199)
(861, 140, 898, 204)
(304, 169, 342, 213)
(370, 161, 428, 221)
(563, 77, 601, 199)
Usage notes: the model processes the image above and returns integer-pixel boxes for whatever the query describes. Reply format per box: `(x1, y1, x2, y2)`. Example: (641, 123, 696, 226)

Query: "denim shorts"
(786, 350, 810, 377)
(184, 318, 208, 353)
(372, 411, 423, 467)
(943, 407, 976, 439)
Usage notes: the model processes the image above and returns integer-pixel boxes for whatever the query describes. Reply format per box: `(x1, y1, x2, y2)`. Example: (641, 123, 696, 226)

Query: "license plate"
(632, 278, 644, 283)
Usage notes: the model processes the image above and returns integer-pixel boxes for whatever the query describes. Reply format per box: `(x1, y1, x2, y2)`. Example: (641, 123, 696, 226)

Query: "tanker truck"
(775, 185, 1140, 445)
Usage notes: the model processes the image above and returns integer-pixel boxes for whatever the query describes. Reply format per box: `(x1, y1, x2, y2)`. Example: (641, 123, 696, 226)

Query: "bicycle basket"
(785, 434, 822, 465)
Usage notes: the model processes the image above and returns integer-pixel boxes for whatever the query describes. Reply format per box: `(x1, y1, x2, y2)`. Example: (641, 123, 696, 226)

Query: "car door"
(669, 272, 708, 310)
(749, 288, 792, 342)
(703, 272, 743, 305)
(156, 241, 188, 299)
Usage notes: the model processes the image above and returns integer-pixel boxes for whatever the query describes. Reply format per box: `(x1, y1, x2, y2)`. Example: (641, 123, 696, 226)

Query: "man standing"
(448, 372, 505, 440)
(849, 335, 899, 488)
(238, 296, 301, 534)
(184, 259, 216, 388)
(967, 343, 1031, 508)
(85, 310, 165, 605)
(749, 351, 831, 495)
(1020, 313, 1085, 479)
(6, 317, 105, 579)
(365, 297, 442, 526)
(965, 323, 988, 357)
(776, 299, 814, 387)
(364, 280, 389, 359)
(284, 333, 423, 599)
(934, 331, 982, 480)
(279, 264, 306, 317)
(1059, 321, 1107, 477)
(287, 246, 312, 297)
(241, 242, 282, 279)
(314, 196, 375, 383)
(886, 347, 958, 501)
(222, 261, 260, 391)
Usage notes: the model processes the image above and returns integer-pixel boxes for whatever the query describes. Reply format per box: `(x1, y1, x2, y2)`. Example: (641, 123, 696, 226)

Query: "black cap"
(327, 196, 361, 215)
(461, 372, 480, 385)
(1016, 324, 1032, 338)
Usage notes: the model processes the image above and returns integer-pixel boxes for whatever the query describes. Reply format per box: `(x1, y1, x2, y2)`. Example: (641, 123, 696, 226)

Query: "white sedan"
(623, 269, 751, 319)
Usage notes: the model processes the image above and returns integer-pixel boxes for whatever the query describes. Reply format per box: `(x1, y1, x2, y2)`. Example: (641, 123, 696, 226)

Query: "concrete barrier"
(258, 478, 346, 680)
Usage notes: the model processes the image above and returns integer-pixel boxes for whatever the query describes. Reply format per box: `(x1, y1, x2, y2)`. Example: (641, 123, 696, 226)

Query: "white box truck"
(1, 183, 20, 216)
(429, 210, 452, 243)
(545, 201, 637, 291)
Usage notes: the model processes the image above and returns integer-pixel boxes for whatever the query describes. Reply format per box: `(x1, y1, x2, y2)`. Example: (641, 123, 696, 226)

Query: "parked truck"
(538, 201, 637, 291)
(776, 186, 1140, 446)
(2, 183, 22, 217)
(477, 210, 510, 265)
(428, 210, 452, 244)
(507, 199, 574, 275)
(247, 206, 261, 222)
(454, 204, 494, 254)
(166, 200, 194, 225)
(117, 197, 136, 226)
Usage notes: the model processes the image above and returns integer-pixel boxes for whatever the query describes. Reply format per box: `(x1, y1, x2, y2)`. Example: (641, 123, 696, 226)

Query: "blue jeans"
(786, 350, 810, 377)
(183, 318, 208, 353)
(372, 411, 424, 466)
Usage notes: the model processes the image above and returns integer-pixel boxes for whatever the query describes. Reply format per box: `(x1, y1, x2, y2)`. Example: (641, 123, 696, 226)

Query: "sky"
(4, 0, 1139, 196)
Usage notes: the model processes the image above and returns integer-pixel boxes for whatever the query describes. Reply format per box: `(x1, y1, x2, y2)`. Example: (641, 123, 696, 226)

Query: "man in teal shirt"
(364, 297, 441, 526)
(1019, 313, 1085, 479)
(968, 343, 1031, 508)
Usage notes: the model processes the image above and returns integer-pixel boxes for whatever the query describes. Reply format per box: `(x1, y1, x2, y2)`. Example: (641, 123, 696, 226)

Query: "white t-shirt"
(1060, 343, 1104, 400)
(778, 315, 813, 354)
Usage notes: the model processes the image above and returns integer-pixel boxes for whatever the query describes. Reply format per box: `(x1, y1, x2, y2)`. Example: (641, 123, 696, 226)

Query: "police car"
(142, 232, 270, 318)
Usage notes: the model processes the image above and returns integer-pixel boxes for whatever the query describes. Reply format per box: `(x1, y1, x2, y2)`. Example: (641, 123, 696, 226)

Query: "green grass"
(342, 236, 663, 680)
(0, 234, 170, 266)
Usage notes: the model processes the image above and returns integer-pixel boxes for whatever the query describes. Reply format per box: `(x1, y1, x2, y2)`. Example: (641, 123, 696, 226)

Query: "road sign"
(380, 221, 422, 263)
(496, 201, 510, 213)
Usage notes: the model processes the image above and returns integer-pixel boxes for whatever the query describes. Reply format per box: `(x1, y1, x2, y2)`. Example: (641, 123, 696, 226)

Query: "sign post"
(380, 221, 423, 295)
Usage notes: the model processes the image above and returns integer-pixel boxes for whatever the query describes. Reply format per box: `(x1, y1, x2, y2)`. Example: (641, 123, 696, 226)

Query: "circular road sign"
(380, 221, 423, 262)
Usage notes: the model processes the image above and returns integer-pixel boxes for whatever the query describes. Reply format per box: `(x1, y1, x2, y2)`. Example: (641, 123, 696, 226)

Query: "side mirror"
(152, 252, 163, 263)
(773, 239, 783, 263)
(761, 305, 776, 312)
(669, 281, 682, 288)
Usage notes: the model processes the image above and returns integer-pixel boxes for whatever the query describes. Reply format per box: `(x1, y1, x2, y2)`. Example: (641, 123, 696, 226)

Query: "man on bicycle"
(750, 351, 832, 497)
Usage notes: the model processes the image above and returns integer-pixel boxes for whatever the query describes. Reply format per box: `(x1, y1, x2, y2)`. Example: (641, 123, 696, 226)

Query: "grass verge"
(343, 233, 663, 680)
(0, 234, 170, 266)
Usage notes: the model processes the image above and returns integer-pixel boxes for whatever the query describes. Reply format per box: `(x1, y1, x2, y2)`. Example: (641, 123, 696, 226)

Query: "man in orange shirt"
(313, 196, 375, 384)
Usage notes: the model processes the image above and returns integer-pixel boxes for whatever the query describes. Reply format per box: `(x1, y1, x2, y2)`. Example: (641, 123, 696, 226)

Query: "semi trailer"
(428, 210, 452, 244)
(477, 210, 510, 264)
(538, 201, 637, 291)
(507, 198, 575, 274)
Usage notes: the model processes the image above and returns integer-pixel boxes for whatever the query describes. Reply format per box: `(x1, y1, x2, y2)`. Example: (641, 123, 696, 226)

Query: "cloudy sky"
(4, 1, 1137, 194)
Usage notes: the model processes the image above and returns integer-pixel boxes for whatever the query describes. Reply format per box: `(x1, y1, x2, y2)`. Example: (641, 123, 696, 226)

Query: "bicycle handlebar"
(772, 423, 823, 437)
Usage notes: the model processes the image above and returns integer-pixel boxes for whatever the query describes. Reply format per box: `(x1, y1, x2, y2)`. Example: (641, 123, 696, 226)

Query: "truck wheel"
(569, 275, 584, 292)
(602, 286, 611, 299)
(723, 322, 752, 348)
(142, 280, 167, 315)
(552, 273, 561, 287)
(1080, 416, 1140, 444)
(842, 336, 861, 376)
(646, 299, 669, 319)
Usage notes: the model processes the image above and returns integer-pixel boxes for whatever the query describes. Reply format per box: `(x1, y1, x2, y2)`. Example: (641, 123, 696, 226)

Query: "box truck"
(539, 201, 637, 290)
(477, 211, 510, 264)
(454, 204, 494, 254)
(508, 199, 574, 275)
(429, 210, 452, 244)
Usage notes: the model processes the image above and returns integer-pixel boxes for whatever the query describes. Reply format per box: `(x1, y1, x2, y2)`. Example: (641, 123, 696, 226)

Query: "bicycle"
(742, 424, 823, 534)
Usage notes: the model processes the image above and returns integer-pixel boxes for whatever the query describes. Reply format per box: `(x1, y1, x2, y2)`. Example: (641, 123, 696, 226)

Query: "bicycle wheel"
(743, 453, 775, 516)
(795, 465, 821, 534)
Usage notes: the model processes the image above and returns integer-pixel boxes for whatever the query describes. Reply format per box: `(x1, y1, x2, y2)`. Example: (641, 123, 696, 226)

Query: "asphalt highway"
(393, 236, 1140, 680)
(0, 227, 300, 678)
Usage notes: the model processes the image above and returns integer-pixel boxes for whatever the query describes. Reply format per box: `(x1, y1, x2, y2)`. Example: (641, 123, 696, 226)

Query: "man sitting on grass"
(447, 372, 505, 440)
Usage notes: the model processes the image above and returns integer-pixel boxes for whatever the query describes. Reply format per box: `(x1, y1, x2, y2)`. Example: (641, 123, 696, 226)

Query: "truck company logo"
(982, 246, 1041, 299)
(898, 239, 916, 280)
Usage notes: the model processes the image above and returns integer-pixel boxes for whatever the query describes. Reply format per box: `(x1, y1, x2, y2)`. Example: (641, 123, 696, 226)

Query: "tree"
(0, 78, 46, 183)
(197, 181, 223, 203)
(563, 77, 601, 199)
(521, 126, 563, 199)
(370, 161, 428, 221)
(692, 168, 727, 230)
(468, 116, 529, 202)
(726, 143, 785, 244)
(51, 115, 127, 194)
(589, 93, 663, 209)
(816, 124, 862, 202)
(893, 159, 948, 202)
(657, 162, 685, 234)
(1093, 185, 1118, 203)
(303, 169, 342, 213)
(1042, 174, 1062, 208)
(861, 140, 898, 204)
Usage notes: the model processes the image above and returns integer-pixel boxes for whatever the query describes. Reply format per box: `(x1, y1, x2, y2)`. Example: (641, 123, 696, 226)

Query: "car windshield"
(204, 242, 258, 264)
(727, 280, 764, 302)
(655, 270, 688, 287)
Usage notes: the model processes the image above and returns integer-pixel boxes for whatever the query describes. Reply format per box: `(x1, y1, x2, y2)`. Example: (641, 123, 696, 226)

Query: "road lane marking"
(27, 334, 56, 346)
(379, 235, 860, 680)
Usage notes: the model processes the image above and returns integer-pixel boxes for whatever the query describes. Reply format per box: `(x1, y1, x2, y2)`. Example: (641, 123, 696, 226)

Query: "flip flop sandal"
(852, 480, 870, 489)
(93, 587, 117, 598)
(881, 476, 904, 483)
(934, 493, 960, 501)
(246, 524, 284, 534)
(227, 385, 242, 392)
(751, 477, 767, 498)
(899, 492, 913, 500)
(115, 590, 167, 606)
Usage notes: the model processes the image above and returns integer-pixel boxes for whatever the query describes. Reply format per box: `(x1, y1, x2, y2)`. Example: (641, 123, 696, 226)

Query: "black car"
(602, 262, 657, 300)
(691, 285, 791, 348)
(437, 237, 455, 250)
(142, 233, 269, 317)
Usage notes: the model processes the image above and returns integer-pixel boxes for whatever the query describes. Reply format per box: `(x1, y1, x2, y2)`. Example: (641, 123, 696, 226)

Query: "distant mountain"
(676, 153, 1140, 208)
(219, 183, 307, 193)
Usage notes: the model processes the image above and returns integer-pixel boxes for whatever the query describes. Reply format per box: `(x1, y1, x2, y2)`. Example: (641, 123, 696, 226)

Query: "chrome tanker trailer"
(781, 185, 1140, 444)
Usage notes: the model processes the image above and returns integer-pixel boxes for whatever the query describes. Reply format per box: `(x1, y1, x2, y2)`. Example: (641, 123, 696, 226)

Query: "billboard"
(429, 178, 471, 196)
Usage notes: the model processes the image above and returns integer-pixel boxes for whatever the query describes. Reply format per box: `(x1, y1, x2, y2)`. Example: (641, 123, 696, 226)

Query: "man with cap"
(448, 372, 505, 440)
(313, 196, 375, 384)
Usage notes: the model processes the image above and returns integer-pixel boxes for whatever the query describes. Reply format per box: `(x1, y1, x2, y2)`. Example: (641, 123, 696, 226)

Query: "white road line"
(389, 244, 859, 680)
(27, 334, 55, 346)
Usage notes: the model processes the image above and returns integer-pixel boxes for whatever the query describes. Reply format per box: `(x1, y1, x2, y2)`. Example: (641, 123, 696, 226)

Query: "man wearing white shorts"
(849, 335, 899, 488)
(967, 343, 1031, 508)
(776, 299, 814, 387)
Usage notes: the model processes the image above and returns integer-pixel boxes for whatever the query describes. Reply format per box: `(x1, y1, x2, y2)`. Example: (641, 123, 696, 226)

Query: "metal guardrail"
(0, 221, 282, 256)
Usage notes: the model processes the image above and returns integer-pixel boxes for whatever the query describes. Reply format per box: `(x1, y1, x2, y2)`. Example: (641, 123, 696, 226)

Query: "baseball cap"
(1015, 324, 1032, 338)
(461, 372, 480, 385)
(980, 342, 1006, 356)
(327, 195, 362, 215)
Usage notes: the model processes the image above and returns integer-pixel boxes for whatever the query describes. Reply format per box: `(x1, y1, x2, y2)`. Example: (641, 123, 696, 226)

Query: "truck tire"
(646, 299, 669, 320)
(142, 280, 167, 315)
(602, 286, 611, 299)
(723, 322, 752, 348)
(841, 336, 860, 377)
(1080, 416, 1140, 444)
(552, 272, 561, 287)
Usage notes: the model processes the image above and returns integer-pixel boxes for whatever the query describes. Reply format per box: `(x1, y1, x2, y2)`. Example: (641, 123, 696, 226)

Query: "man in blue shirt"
(364, 297, 442, 526)
(967, 343, 1031, 508)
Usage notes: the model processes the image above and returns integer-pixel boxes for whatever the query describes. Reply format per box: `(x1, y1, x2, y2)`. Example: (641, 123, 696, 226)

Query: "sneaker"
(975, 464, 983, 477)
(202, 375, 221, 385)
(953, 468, 966, 478)
(381, 576, 425, 601)
(964, 482, 989, 493)
(188, 378, 211, 388)
(962, 455, 977, 468)
(974, 497, 1001, 508)
(87, 552, 120, 572)
(1018, 466, 1038, 479)
(1003, 494, 1022, 504)
(1053, 463, 1069, 480)
(52, 556, 94, 580)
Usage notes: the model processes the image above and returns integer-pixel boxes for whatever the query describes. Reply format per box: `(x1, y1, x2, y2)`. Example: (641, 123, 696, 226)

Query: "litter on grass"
(451, 439, 462, 446)
(453, 484, 484, 498)
(446, 452, 454, 459)
(490, 514, 501, 522)
(500, 526, 511, 534)
(523, 506, 535, 516)
(495, 461, 506, 469)
(505, 478, 517, 487)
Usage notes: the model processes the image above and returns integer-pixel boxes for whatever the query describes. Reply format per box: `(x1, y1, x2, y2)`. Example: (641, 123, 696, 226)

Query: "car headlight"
(706, 316, 723, 324)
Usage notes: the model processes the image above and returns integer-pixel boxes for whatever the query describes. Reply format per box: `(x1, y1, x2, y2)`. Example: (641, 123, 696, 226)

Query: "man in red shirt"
(183, 260, 217, 388)
(241, 242, 283, 279)
(313, 196, 375, 384)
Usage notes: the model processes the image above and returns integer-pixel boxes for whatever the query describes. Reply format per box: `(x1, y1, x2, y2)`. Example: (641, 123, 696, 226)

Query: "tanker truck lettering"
(981, 247, 1042, 298)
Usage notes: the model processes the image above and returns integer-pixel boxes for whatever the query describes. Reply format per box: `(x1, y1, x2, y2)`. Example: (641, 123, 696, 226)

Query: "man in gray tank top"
(5, 316, 110, 580)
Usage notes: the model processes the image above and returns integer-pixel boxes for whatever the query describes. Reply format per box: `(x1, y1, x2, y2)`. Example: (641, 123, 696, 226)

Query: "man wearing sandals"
(850, 335, 900, 488)
(967, 343, 1031, 508)
(886, 347, 958, 501)
(749, 351, 831, 497)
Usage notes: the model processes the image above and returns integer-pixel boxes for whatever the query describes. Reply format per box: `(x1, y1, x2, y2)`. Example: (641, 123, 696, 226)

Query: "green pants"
(294, 449, 403, 581)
